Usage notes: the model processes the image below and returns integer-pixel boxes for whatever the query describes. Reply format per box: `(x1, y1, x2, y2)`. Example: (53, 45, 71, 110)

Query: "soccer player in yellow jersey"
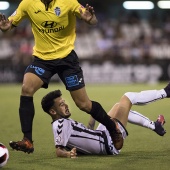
(0, 0, 123, 153)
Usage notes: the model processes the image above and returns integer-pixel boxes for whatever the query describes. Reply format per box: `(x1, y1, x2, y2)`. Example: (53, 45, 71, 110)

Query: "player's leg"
(20, 73, 43, 140)
(107, 95, 132, 128)
(59, 50, 123, 150)
(106, 100, 165, 136)
(9, 57, 53, 153)
(124, 89, 167, 106)
(108, 91, 166, 136)
(60, 50, 115, 130)
(106, 82, 170, 130)
(70, 88, 123, 150)
(70, 88, 119, 135)
(128, 110, 166, 136)
(70, 87, 91, 112)
(9, 73, 43, 153)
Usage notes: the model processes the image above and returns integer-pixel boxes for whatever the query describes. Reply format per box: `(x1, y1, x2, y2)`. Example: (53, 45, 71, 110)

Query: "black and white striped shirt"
(52, 118, 121, 155)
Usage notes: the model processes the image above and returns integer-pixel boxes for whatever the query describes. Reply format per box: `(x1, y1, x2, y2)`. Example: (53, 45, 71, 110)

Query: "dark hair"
(41, 90, 62, 114)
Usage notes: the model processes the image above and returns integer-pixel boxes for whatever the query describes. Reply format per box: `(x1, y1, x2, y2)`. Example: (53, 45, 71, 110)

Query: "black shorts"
(25, 50, 85, 91)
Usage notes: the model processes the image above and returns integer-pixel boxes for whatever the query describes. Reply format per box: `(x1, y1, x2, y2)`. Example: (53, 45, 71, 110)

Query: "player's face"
(52, 97, 71, 119)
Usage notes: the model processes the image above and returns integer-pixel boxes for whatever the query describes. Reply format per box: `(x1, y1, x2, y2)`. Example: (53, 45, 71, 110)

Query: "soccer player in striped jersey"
(0, 0, 122, 153)
(41, 88, 166, 158)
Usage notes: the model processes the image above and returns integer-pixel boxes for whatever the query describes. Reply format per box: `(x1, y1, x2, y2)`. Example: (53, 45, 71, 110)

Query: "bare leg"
(70, 87, 92, 112)
(107, 95, 132, 128)
(21, 73, 44, 96)
(70, 87, 116, 131)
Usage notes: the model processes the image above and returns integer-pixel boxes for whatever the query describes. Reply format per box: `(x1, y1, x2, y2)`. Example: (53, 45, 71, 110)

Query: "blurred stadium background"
(1, 0, 170, 84)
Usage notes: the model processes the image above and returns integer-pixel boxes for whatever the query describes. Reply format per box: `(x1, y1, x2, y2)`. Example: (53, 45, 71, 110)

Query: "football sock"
(128, 110, 155, 130)
(164, 82, 170, 97)
(88, 101, 116, 132)
(125, 89, 167, 105)
(19, 96, 35, 142)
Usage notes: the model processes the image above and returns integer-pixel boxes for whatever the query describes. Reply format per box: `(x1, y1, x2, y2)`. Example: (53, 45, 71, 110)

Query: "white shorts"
(96, 120, 128, 155)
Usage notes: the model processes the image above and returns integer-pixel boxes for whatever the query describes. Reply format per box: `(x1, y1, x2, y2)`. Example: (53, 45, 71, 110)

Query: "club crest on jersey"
(54, 7, 61, 16)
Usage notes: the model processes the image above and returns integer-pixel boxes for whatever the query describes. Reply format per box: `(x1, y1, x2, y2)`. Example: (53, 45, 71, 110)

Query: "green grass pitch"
(1, 82, 170, 170)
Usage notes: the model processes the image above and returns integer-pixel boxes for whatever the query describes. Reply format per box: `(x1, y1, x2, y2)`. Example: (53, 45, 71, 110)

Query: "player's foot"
(9, 137, 34, 154)
(154, 115, 166, 136)
(109, 118, 123, 150)
(164, 81, 170, 97)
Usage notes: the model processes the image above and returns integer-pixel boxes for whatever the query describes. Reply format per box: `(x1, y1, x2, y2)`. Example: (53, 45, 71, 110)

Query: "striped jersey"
(52, 118, 120, 155)
(8, 0, 85, 60)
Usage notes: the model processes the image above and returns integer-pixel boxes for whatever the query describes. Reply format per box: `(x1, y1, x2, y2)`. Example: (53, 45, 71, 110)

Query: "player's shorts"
(97, 119, 128, 155)
(25, 50, 85, 91)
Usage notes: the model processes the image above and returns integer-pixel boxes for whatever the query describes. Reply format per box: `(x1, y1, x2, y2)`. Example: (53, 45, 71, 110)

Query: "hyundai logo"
(41, 21, 58, 28)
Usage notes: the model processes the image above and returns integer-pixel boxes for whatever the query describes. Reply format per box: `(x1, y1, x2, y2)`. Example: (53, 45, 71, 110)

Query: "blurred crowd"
(1, 10, 170, 66)
(75, 11, 170, 63)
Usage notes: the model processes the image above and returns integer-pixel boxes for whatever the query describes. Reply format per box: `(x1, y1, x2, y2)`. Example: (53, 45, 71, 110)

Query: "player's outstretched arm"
(0, 13, 13, 32)
(56, 147, 77, 158)
(79, 4, 98, 25)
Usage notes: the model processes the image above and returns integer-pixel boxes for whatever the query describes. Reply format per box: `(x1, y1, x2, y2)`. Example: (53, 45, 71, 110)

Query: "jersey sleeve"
(8, 0, 29, 26)
(69, 0, 86, 18)
(52, 119, 73, 147)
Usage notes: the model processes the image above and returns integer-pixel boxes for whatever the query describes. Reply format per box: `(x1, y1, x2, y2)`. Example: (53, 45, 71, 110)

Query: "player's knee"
(124, 92, 132, 98)
(21, 84, 35, 96)
(75, 100, 91, 112)
(124, 92, 135, 104)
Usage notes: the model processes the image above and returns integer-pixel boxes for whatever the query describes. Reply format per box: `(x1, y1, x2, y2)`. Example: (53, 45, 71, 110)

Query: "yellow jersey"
(9, 0, 85, 60)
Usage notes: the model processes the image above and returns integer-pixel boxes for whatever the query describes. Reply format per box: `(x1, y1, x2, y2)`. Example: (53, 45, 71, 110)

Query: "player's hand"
(79, 4, 96, 23)
(0, 13, 12, 32)
(69, 147, 77, 158)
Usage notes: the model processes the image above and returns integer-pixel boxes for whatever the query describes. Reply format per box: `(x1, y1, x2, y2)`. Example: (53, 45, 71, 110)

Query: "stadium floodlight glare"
(158, 1, 170, 9)
(123, 1, 154, 10)
(0, 1, 10, 10)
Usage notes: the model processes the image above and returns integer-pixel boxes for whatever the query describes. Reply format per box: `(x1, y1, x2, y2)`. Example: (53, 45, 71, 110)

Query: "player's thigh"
(70, 87, 92, 111)
(22, 73, 43, 96)
(58, 50, 85, 90)
(108, 104, 128, 127)
(108, 96, 132, 127)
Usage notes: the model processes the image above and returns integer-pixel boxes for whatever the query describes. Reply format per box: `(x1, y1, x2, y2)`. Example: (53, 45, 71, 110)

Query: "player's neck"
(52, 115, 63, 121)
(41, 0, 53, 10)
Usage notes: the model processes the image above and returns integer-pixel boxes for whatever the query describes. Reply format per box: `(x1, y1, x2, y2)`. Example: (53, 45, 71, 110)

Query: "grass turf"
(0, 82, 170, 170)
